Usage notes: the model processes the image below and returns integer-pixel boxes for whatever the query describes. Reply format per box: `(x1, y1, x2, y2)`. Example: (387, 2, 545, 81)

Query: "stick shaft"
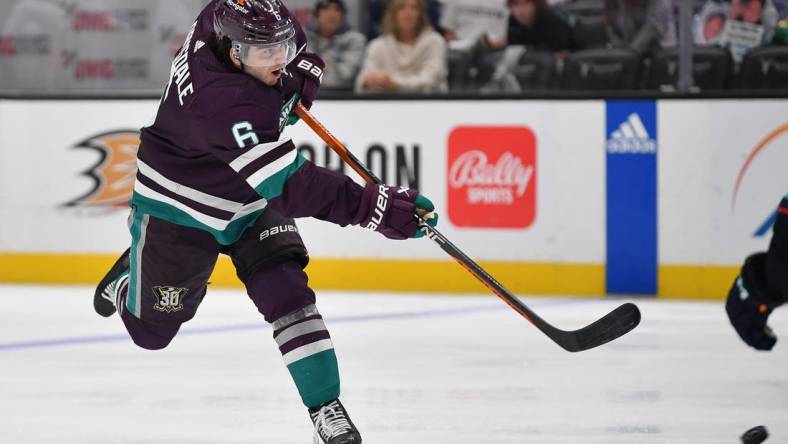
(296, 105, 549, 325)
(294, 104, 640, 352)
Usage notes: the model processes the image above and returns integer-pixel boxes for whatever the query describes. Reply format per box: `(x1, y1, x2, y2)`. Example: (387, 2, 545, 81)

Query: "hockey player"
(92, 1, 437, 443)
(726, 195, 788, 351)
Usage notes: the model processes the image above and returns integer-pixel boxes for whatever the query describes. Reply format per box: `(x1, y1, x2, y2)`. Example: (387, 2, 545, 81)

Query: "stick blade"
(554, 303, 641, 352)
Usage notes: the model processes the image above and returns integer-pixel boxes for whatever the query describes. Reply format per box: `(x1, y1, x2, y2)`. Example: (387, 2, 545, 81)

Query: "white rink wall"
(658, 100, 788, 264)
(0, 98, 786, 298)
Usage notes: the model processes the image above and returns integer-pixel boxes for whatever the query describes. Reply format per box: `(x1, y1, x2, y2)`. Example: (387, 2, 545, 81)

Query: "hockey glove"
(282, 52, 325, 125)
(353, 183, 438, 240)
(726, 252, 784, 351)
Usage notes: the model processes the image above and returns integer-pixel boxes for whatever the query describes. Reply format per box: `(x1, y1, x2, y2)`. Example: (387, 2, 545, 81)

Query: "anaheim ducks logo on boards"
(65, 130, 140, 209)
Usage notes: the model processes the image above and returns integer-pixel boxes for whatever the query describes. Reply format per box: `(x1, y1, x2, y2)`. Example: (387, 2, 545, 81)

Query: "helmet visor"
(233, 37, 297, 68)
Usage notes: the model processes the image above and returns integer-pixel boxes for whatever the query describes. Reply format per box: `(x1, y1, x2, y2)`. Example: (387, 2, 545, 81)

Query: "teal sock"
(287, 349, 340, 407)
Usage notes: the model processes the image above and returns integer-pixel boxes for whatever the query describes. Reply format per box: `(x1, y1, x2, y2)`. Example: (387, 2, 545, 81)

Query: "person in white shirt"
(356, 0, 448, 93)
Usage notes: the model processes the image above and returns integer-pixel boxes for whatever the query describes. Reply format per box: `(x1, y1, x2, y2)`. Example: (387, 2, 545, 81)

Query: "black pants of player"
(115, 207, 342, 407)
(118, 207, 312, 350)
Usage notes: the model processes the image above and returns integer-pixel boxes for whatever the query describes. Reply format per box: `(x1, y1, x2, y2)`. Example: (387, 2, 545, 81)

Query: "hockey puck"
(741, 425, 768, 444)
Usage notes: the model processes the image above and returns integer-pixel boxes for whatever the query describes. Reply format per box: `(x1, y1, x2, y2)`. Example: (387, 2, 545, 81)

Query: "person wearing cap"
(306, 0, 367, 91)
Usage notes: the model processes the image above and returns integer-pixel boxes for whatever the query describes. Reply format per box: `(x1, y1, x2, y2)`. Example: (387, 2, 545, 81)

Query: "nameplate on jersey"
(164, 21, 197, 106)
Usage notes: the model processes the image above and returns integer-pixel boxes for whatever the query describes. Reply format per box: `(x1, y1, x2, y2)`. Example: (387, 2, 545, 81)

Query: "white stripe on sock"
(282, 339, 334, 366)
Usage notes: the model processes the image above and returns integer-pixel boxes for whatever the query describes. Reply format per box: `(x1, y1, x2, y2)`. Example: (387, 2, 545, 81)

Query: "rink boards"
(0, 98, 786, 298)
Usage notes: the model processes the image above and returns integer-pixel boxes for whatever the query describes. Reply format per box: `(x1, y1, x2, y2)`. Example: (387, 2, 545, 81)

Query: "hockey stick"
(295, 104, 641, 352)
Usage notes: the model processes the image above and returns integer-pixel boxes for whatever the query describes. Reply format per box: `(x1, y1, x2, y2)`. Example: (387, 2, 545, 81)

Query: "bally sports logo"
(447, 126, 537, 228)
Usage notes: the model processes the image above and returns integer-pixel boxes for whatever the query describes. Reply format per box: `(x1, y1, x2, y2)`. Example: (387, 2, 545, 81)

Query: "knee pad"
(244, 261, 316, 323)
(121, 311, 179, 351)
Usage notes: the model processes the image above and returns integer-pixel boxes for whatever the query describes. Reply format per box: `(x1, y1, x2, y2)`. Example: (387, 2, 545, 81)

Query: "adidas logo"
(607, 113, 657, 154)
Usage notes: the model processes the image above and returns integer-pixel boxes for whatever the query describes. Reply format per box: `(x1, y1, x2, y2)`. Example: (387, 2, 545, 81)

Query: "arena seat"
(557, 0, 604, 18)
(646, 46, 732, 91)
(570, 15, 608, 50)
(560, 48, 640, 90)
(512, 51, 558, 90)
(740, 46, 788, 89)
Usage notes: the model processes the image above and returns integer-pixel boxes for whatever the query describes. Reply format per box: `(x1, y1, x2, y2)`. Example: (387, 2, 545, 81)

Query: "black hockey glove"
(352, 183, 438, 240)
(282, 52, 325, 125)
(726, 252, 784, 351)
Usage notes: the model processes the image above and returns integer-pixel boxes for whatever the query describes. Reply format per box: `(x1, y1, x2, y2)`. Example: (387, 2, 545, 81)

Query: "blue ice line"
(0, 298, 587, 352)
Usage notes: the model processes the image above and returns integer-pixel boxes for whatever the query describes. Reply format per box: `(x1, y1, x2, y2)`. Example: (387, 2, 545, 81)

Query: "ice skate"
(93, 248, 130, 317)
(310, 399, 361, 444)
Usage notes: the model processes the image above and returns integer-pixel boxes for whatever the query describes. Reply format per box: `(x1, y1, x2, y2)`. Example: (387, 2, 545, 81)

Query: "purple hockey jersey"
(132, 2, 363, 245)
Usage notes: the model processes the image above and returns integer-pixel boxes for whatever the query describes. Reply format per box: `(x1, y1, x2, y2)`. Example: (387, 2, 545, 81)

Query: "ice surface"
(1, 285, 787, 443)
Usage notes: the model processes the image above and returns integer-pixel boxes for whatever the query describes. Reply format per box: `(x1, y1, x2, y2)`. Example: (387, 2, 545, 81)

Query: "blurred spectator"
(727, 0, 779, 45)
(730, 0, 779, 37)
(694, 1, 729, 45)
(774, 16, 788, 44)
(694, 0, 779, 60)
(367, 0, 442, 39)
(438, 0, 508, 91)
(603, 0, 677, 53)
(506, 0, 573, 55)
(305, 0, 366, 91)
(477, 0, 571, 93)
(440, 0, 509, 49)
(355, 0, 448, 93)
(726, 0, 780, 60)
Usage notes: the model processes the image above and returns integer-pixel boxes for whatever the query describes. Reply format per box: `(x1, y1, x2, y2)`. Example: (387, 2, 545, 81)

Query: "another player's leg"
(93, 209, 220, 350)
(726, 195, 788, 350)
(229, 211, 361, 443)
(766, 195, 788, 300)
